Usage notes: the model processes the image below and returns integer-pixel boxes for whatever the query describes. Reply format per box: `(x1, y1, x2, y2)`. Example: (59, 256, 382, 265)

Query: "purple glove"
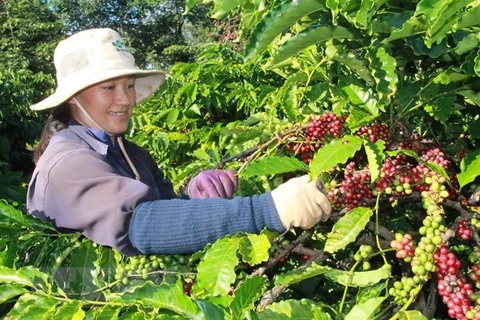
(188, 170, 238, 199)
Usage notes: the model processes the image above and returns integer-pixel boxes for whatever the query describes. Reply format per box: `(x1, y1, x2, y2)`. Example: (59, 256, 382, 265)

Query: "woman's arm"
(129, 194, 285, 255)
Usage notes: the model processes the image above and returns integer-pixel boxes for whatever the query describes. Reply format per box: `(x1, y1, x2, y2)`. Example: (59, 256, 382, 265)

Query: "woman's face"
(70, 77, 136, 135)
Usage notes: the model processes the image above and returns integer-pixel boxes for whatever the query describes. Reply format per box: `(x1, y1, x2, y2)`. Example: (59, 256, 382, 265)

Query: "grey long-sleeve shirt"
(27, 124, 284, 255)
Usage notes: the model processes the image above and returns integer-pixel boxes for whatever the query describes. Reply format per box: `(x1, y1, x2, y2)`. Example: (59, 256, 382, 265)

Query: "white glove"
(271, 175, 332, 229)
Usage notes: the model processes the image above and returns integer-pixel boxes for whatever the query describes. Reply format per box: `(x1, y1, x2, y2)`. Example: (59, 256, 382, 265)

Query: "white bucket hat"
(30, 28, 166, 111)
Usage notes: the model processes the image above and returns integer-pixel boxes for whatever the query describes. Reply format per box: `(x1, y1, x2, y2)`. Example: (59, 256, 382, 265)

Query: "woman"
(27, 28, 331, 256)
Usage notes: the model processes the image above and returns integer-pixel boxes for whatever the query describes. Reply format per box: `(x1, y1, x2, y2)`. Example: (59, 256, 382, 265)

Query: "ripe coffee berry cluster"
(287, 112, 347, 163)
(390, 233, 415, 263)
(458, 220, 473, 241)
(355, 123, 391, 148)
(328, 162, 373, 210)
(434, 245, 476, 320)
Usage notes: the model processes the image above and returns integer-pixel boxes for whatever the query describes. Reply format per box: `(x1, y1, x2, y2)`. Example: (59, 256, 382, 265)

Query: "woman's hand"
(188, 170, 238, 199)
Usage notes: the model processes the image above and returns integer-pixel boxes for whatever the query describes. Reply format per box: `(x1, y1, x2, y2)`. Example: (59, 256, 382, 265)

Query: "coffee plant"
(2, 0, 480, 319)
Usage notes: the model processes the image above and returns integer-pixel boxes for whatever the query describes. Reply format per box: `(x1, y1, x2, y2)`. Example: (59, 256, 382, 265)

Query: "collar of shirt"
(68, 120, 120, 154)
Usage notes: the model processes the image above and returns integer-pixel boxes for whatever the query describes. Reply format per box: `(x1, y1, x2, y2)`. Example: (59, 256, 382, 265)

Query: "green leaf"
(386, 16, 428, 43)
(197, 236, 240, 296)
(341, 82, 380, 117)
(95, 305, 121, 320)
(324, 207, 374, 254)
(406, 35, 450, 58)
(120, 282, 204, 319)
(256, 299, 331, 319)
(417, 0, 472, 47)
(7, 293, 58, 319)
(371, 11, 413, 34)
(67, 240, 100, 294)
(324, 264, 392, 287)
(229, 276, 267, 320)
(95, 246, 119, 286)
(0, 200, 31, 227)
(275, 262, 391, 288)
(194, 300, 227, 320)
(433, 70, 470, 84)
(386, 149, 420, 161)
(238, 234, 271, 266)
(184, 0, 198, 15)
(423, 95, 456, 124)
(368, 45, 398, 108)
(398, 310, 428, 320)
(364, 140, 385, 182)
(0, 266, 51, 292)
(0, 200, 55, 231)
(475, 50, 480, 76)
(454, 32, 480, 55)
(244, 0, 326, 60)
(310, 136, 363, 178)
(344, 297, 386, 320)
(456, 5, 480, 29)
(459, 89, 480, 106)
(328, 43, 375, 87)
(266, 24, 355, 68)
(51, 301, 85, 320)
(174, 83, 198, 106)
(282, 83, 299, 121)
(458, 149, 480, 189)
(239, 156, 309, 178)
(356, 0, 389, 29)
(275, 262, 333, 286)
(117, 307, 149, 320)
(211, 0, 248, 19)
(0, 284, 28, 304)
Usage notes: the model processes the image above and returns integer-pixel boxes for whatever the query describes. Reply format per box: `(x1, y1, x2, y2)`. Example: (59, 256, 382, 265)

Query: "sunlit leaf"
(310, 136, 363, 179)
(275, 263, 333, 286)
(398, 310, 428, 320)
(229, 276, 266, 320)
(244, 0, 326, 60)
(256, 299, 331, 319)
(325, 264, 392, 287)
(119, 282, 204, 319)
(6, 293, 58, 319)
(240, 156, 309, 178)
(51, 301, 85, 320)
(63, 240, 99, 295)
(324, 207, 374, 254)
(364, 140, 386, 182)
(266, 24, 355, 68)
(0, 266, 51, 292)
(344, 297, 386, 320)
(238, 234, 270, 266)
(368, 45, 398, 108)
(197, 236, 240, 296)
(458, 149, 480, 189)
(211, 0, 248, 19)
(0, 284, 28, 304)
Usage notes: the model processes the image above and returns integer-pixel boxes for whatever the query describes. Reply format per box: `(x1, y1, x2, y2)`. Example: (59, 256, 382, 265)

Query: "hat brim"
(30, 69, 166, 111)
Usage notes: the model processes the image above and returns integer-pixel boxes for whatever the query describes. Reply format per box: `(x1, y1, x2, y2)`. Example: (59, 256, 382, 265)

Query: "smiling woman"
(70, 77, 137, 136)
(26, 28, 332, 257)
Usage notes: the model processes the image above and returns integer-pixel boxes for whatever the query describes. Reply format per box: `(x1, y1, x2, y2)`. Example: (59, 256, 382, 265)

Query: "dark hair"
(33, 103, 72, 164)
